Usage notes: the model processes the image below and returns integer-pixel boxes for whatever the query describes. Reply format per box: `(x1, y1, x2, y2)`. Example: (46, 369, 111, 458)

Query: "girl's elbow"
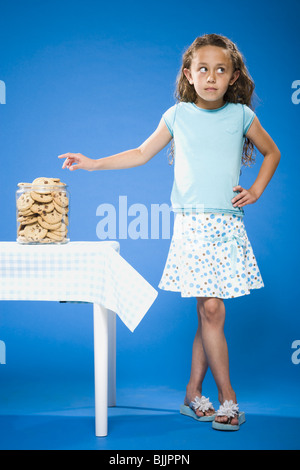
(266, 146, 281, 162)
(273, 150, 281, 170)
(138, 147, 154, 166)
(136, 147, 147, 166)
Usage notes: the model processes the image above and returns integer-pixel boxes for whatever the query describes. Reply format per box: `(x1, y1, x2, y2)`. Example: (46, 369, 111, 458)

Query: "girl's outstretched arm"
(232, 116, 281, 208)
(58, 118, 172, 171)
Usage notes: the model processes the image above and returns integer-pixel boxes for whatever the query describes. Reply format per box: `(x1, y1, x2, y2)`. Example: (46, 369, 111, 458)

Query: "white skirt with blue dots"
(158, 212, 264, 299)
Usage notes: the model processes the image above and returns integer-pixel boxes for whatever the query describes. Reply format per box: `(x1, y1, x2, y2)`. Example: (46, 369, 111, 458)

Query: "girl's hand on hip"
(232, 185, 258, 208)
(57, 152, 96, 171)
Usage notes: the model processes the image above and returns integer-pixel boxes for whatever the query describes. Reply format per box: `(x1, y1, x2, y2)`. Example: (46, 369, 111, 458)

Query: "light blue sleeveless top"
(162, 101, 255, 218)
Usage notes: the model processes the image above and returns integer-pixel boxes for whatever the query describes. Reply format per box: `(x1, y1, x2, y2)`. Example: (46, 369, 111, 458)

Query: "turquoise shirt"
(162, 101, 256, 218)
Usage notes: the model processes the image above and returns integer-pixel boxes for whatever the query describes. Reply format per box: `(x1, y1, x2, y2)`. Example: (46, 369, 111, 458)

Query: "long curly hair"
(168, 33, 257, 167)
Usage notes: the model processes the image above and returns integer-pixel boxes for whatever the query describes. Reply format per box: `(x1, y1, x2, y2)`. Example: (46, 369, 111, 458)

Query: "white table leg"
(107, 309, 116, 407)
(93, 303, 108, 437)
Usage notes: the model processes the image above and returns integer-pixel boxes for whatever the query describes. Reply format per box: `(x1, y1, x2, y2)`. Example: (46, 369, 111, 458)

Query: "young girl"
(58, 33, 280, 431)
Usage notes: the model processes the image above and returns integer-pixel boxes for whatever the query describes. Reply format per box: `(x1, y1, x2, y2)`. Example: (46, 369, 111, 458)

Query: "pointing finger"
(58, 153, 70, 159)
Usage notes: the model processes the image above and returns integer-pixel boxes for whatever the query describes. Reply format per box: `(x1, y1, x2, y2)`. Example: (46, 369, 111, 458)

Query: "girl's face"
(183, 45, 240, 109)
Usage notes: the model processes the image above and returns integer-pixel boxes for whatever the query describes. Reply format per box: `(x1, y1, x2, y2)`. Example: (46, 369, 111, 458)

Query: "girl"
(58, 33, 281, 431)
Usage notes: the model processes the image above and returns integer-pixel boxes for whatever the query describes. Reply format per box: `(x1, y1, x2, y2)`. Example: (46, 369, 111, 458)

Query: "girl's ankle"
(185, 383, 202, 400)
(218, 389, 237, 405)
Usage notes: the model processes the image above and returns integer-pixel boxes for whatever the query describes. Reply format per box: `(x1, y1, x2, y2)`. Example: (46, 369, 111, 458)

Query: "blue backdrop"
(0, 0, 299, 424)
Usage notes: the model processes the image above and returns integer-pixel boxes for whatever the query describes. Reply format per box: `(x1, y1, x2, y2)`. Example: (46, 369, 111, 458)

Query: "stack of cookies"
(16, 177, 69, 244)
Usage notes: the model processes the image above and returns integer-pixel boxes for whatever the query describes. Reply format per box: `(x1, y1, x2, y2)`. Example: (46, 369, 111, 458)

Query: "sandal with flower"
(212, 400, 246, 431)
(180, 395, 216, 422)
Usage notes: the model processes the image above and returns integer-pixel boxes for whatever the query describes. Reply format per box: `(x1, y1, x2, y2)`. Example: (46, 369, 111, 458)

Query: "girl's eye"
(199, 67, 225, 73)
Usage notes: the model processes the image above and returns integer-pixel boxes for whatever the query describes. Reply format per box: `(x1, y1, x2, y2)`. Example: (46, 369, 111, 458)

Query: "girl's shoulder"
(162, 102, 189, 135)
(223, 102, 256, 125)
(162, 101, 184, 115)
(163, 101, 253, 113)
(162, 102, 196, 123)
(163, 101, 190, 111)
(162, 101, 256, 135)
(228, 102, 255, 114)
(226, 102, 254, 113)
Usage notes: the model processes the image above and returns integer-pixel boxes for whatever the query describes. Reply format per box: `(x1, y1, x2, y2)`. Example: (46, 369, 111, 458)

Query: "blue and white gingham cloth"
(0, 242, 158, 332)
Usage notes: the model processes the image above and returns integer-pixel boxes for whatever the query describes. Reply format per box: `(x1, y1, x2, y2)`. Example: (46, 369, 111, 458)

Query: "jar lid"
(17, 183, 68, 188)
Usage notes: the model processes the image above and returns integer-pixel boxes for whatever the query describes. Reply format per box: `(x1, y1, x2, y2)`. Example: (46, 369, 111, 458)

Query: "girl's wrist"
(250, 185, 262, 200)
(92, 158, 103, 171)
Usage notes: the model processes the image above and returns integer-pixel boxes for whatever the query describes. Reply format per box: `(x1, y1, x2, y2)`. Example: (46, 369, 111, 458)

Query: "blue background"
(0, 0, 299, 449)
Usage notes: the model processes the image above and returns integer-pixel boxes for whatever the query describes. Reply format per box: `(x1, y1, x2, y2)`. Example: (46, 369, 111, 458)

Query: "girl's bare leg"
(196, 297, 238, 425)
(184, 302, 214, 417)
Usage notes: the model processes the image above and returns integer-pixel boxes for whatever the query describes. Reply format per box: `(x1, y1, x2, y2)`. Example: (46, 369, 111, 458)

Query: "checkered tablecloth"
(0, 242, 158, 332)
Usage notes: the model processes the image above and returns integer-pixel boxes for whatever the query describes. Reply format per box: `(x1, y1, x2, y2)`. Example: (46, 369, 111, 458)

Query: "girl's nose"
(207, 74, 216, 82)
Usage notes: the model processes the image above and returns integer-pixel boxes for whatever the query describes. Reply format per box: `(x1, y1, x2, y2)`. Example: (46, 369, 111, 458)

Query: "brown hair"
(168, 33, 257, 167)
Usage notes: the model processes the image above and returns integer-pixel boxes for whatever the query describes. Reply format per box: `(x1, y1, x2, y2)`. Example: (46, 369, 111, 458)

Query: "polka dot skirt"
(158, 212, 264, 299)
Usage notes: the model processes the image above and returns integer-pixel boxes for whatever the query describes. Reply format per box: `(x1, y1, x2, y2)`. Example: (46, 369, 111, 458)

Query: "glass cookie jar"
(16, 181, 70, 244)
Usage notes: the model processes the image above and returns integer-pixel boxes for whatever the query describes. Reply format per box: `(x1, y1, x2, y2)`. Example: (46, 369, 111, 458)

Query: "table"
(0, 241, 158, 436)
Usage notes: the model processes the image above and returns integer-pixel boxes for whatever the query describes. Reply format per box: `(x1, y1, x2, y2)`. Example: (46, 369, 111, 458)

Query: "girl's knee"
(197, 297, 225, 324)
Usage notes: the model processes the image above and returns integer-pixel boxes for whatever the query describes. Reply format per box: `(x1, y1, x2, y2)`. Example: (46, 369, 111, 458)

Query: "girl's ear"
(183, 68, 193, 85)
(229, 69, 240, 86)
